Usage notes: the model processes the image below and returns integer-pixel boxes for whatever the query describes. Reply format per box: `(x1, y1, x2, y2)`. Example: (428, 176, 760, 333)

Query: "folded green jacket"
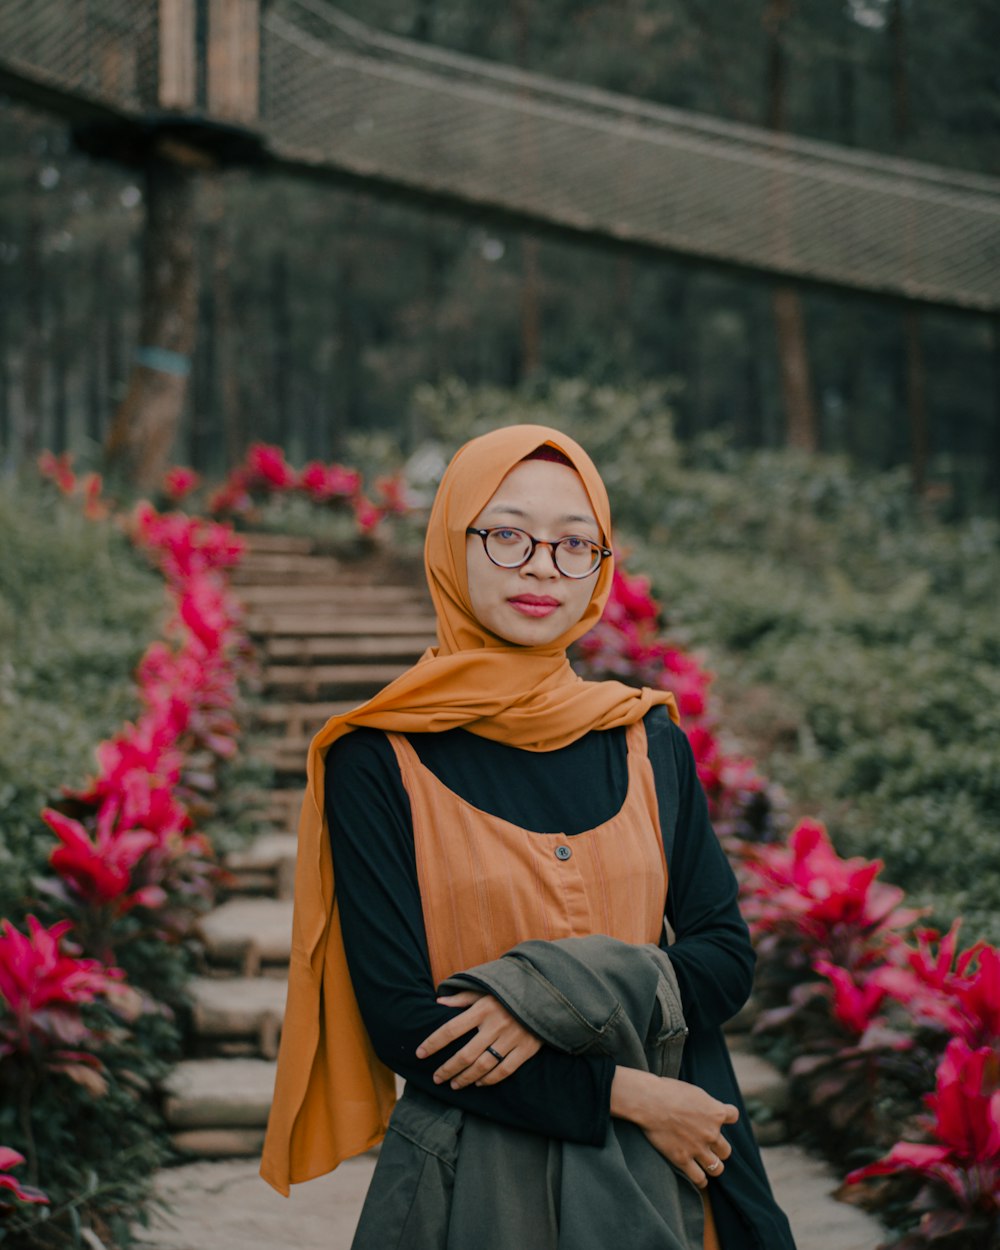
(351, 934, 707, 1250)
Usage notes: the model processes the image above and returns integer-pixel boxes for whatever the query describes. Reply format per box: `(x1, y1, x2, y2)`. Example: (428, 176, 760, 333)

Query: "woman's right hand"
(610, 1068, 738, 1190)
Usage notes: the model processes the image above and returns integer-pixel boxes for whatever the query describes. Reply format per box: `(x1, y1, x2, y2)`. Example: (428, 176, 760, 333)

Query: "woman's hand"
(610, 1068, 738, 1190)
(415, 989, 543, 1089)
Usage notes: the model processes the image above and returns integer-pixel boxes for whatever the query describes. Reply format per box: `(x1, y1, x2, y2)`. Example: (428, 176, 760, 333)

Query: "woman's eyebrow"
(483, 505, 599, 527)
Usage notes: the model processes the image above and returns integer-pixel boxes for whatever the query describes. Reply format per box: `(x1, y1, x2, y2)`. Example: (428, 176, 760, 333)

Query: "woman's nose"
(521, 543, 560, 578)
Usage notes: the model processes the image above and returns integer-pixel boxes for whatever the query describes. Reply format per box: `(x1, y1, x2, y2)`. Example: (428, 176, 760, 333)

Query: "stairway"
(161, 532, 792, 1158)
(162, 533, 436, 1158)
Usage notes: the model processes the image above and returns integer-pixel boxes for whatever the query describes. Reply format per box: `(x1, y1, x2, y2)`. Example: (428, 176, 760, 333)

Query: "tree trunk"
(210, 186, 242, 467)
(764, 0, 819, 452)
(520, 236, 542, 379)
(412, 0, 436, 42)
(662, 269, 693, 440)
(22, 183, 45, 463)
(513, 0, 542, 380)
(887, 0, 929, 494)
(270, 250, 291, 447)
(903, 306, 928, 494)
(335, 246, 362, 448)
(836, 2, 856, 145)
(991, 316, 1000, 515)
(51, 279, 69, 454)
(104, 156, 198, 491)
(887, 0, 910, 145)
(86, 246, 107, 445)
(0, 291, 10, 461)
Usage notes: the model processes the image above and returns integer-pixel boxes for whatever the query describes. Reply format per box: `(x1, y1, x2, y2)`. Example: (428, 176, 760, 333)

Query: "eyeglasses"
(466, 526, 612, 579)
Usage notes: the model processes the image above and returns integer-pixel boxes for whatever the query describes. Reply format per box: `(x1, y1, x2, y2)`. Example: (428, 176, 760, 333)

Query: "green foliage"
(413, 375, 683, 534)
(0, 480, 165, 920)
(642, 450, 1000, 944)
(0, 1005, 178, 1248)
(0, 479, 180, 1244)
(418, 380, 1000, 943)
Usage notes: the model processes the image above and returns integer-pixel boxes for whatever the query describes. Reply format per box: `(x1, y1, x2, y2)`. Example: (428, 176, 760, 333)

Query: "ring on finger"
(485, 1045, 505, 1063)
(704, 1157, 722, 1174)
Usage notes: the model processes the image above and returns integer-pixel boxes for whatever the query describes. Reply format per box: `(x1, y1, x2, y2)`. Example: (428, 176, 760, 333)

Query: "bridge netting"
(1, 0, 998, 312)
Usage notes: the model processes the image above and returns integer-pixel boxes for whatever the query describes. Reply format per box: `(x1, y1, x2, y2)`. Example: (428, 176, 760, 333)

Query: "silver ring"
(485, 1045, 505, 1063)
(704, 1158, 721, 1174)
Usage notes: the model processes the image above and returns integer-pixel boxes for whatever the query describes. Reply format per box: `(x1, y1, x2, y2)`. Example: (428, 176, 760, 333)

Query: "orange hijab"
(260, 424, 679, 1194)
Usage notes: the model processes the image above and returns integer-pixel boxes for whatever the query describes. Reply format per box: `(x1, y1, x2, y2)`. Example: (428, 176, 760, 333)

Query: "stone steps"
(163, 1058, 276, 1157)
(261, 789, 304, 830)
(235, 583, 427, 607)
(243, 534, 315, 554)
(225, 832, 298, 899)
(262, 635, 429, 663)
(197, 898, 294, 975)
(231, 555, 347, 583)
(245, 612, 436, 638)
(251, 700, 356, 738)
(262, 740, 310, 779)
(262, 661, 411, 697)
(187, 976, 287, 1059)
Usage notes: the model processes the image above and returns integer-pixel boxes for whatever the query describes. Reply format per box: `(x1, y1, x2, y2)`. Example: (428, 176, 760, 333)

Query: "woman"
(260, 425, 796, 1250)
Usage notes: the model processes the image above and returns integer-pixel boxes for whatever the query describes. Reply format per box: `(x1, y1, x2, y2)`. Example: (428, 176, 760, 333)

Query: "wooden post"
(207, 0, 260, 124)
(158, 0, 197, 110)
(104, 156, 199, 491)
(763, 0, 819, 453)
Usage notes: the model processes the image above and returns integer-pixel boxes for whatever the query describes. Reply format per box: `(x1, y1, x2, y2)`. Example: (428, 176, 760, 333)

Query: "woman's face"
(465, 458, 603, 647)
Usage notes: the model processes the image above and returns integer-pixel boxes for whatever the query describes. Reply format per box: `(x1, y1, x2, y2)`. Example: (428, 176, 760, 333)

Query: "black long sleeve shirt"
(324, 707, 755, 1149)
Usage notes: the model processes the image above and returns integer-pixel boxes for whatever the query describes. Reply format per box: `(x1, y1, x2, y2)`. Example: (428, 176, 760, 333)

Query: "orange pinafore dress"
(385, 719, 720, 1250)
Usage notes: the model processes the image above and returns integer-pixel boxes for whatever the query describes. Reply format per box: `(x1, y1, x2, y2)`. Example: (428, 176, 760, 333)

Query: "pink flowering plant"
(876, 923, 1000, 1052)
(0, 916, 131, 1082)
(0, 1147, 48, 1209)
(573, 566, 774, 839)
(201, 441, 411, 537)
(741, 819, 922, 988)
(844, 1038, 1000, 1248)
(161, 465, 201, 503)
(29, 506, 253, 964)
(9, 468, 259, 1240)
(738, 820, 940, 1149)
(0, 915, 148, 1213)
(37, 450, 111, 519)
(0, 915, 174, 1239)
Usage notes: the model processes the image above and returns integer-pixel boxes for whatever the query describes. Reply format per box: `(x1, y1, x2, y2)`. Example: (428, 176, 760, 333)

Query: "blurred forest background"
(0, 0, 998, 510)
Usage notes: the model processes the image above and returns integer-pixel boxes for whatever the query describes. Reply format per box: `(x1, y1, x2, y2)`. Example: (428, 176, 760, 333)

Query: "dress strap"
(624, 716, 649, 759)
(384, 730, 420, 775)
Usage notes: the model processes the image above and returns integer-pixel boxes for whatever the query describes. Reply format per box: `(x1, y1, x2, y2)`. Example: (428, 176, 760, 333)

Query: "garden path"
(138, 533, 884, 1249)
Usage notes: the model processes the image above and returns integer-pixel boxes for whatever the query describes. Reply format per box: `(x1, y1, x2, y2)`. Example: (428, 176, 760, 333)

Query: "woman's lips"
(508, 596, 560, 618)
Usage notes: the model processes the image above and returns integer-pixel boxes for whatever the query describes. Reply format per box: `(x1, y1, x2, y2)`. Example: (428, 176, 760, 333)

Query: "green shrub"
(0, 481, 165, 920)
(416, 381, 1000, 943)
(0, 479, 178, 1244)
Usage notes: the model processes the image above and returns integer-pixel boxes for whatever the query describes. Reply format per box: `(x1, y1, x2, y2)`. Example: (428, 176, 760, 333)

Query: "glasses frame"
(466, 526, 612, 579)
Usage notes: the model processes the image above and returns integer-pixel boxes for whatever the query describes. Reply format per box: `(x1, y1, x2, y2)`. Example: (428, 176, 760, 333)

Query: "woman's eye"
(494, 529, 522, 543)
(563, 536, 589, 551)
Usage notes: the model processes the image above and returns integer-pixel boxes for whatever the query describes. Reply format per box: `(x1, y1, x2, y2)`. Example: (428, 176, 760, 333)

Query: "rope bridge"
(2, 0, 998, 313)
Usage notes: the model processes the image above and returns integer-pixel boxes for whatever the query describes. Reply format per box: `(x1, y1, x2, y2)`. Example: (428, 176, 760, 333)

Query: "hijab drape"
(260, 424, 679, 1194)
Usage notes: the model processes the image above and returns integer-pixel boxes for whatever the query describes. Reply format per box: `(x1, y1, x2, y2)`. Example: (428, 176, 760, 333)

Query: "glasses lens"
(484, 528, 533, 567)
(554, 537, 600, 577)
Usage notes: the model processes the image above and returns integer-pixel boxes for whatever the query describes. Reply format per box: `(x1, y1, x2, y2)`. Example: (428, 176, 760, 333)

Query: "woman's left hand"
(416, 990, 543, 1089)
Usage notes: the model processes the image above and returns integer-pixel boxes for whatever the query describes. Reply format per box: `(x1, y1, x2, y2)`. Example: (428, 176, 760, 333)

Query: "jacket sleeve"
(647, 710, 756, 1031)
(325, 728, 615, 1146)
(441, 935, 688, 1079)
